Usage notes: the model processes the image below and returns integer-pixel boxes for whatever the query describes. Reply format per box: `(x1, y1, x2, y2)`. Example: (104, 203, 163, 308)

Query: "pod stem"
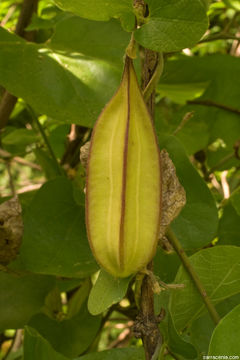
(138, 47, 163, 360)
(139, 262, 163, 360)
(143, 52, 164, 102)
(166, 227, 221, 325)
(126, 32, 137, 59)
(141, 48, 161, 116)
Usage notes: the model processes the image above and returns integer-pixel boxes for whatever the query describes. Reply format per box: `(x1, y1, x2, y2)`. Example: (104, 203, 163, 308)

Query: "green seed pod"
(86, 56, 161, 278)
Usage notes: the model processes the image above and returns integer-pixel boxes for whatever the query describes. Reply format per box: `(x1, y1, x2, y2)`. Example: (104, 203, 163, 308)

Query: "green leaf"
(17, 191, 38, 214)
(0, 24, 25, 42)
(56, 278, 83, 293)
(206, 147, 239, 172)
(168, 313, 197, 359)
(208, 304, 240, 356)
(134, 0, 208, 52)
(155, 101, 210, 156)
(0, 272, 54, 331)
(173, 107, 210, 155)
(7, 348, 23, 360)
(120, 11, 136, 32)
(42, 286, 62, 320)
(2, 128, 38, 146)
(88, 270, 131, 315)
(153, 247, 181, 283)
(77, 348, 145, 360)
(11, 177, 98, 278)
(169, 245, 240, 331)
(189, 312, 214, 357)
(29, 302, 101, 358)
(0, 27, 121, 127)
(52, 0, 133, 22)
(222, 0, 240, 10)
(26, 10, 67, 31)
(67, 279, 91, 318)
(49, 17, 131, 65)
(218, 203, 240, 246)
(48, 125, 70, 159)
(156, 292, 197, 359)
(190, 293, 240, 356)
(159, 135, 218, 249)
(34, 149, 60, 180)
(159, 55, 240, 152)
(157, 82, 208, 105)
(24, 327, 69, 360)
(2, 126, 39, 155)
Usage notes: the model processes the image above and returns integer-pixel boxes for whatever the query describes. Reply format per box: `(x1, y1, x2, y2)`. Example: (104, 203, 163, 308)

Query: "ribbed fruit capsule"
(86, 56, 161, 278)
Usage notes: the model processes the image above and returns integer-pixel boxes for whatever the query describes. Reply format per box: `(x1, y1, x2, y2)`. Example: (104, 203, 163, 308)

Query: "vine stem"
(2, 329, 23, 360)
(27, 106, 63, 176)
(138, 45, 163, 360)
(187, 99, 240, 116)
(0, 148, 41, 170)
(6, 160, 16, 196)
(166, 227, 221, 325)
(143, 53, 164, 102)
(207, 152, 235, 176)
(199, 33, 240, 44)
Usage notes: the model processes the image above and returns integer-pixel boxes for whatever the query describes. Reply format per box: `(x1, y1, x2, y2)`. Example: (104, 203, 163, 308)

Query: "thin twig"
(234, 139, 240, 159)
(61, 125, 90, 168)
(167, 349, 181, 360)
(16, 183, 43, 194)
(0, 148, 41, 170)
(11, 329, 23, 352)
(2, 329, 23, 360)
(166, 228, 221, 325)
(187, 99, 240, 116)
(199, 33, 240, 44)
(12, 156, 41, 170)
(107, 325, 133, 349)
(6, 160, 16, 196)
(0, 92, 18, 130)
(207, 152, 235, 175)
(209, 174, 222, 194)
(223, 12, 240, 34)
(0, 4, 17, 26)
(230, 31, 240, 56)
(173, 111, 194, 135)
(221, 170, 230, 199)
(27, 106, 63, 176)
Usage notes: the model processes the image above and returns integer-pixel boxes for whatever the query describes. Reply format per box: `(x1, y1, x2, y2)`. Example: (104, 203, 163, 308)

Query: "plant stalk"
(138, 45, 163, 360)
(199, 33, 240, 44)
(187, 99, 240, 116)
(143, 53, 164, 102)
(167, 227, 221, 325)
(27, 106, 63, 176)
